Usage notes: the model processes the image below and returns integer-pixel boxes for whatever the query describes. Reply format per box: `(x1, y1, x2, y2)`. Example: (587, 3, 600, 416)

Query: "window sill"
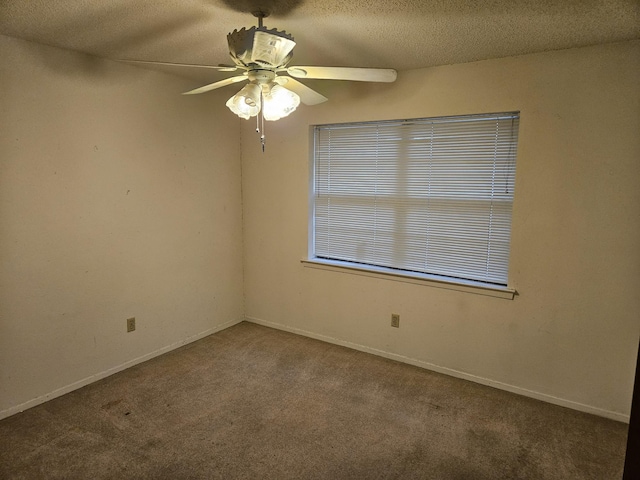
(301, 258, 517, 300)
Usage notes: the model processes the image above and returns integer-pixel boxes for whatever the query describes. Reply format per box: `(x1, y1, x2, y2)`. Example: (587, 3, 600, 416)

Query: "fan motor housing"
(247, 69, 276, 84)
(227, 26, 296, 68)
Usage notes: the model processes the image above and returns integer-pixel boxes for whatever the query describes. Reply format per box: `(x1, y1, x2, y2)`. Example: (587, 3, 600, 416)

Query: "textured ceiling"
(1, 0, 638, 83)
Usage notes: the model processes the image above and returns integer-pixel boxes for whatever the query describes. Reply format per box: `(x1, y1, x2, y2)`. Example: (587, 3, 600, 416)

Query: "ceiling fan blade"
(118, 59, 238, 72)
(182, 75, 247, 95)
(287, 66, 397, 83)
(275, 77, 328, 106)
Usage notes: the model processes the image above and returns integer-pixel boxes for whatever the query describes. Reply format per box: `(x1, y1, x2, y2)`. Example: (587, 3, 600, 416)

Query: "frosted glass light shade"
(263, 84, 300, 121)
(226, 83, 261, 119)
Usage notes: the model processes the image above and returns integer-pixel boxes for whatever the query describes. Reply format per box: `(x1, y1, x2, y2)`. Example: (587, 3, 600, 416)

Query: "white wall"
(0, 35, 244, 418)
(241, 40, 640, 421)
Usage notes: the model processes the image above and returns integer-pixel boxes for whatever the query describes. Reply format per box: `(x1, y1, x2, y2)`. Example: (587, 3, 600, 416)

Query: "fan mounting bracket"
(252, 10, 270, 28)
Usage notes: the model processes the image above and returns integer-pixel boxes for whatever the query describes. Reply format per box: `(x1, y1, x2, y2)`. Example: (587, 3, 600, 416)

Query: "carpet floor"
(0, 321, 628, 479)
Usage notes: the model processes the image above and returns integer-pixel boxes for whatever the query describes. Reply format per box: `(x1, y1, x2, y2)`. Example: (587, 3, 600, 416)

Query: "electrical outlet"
(127, 317, 136, 332)
(391, 313, 400, 328)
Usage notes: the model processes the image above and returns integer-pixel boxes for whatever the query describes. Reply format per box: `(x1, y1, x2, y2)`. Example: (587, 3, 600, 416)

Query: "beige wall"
(2, 34, 638, 422)
(241, 40, 640, 420)
(0, 36, 244, 418)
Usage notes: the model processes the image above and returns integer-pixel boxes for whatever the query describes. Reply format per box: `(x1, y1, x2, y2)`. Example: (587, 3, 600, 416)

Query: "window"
(309, 112, 519, 290)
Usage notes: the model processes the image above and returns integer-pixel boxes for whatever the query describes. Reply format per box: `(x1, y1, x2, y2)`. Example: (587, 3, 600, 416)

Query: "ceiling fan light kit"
(225, 81, 300, 122)
(122, 12, 397, 150)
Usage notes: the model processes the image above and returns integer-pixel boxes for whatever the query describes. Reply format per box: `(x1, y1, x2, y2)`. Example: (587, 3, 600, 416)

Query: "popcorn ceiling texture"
(0, 0, 638, 81)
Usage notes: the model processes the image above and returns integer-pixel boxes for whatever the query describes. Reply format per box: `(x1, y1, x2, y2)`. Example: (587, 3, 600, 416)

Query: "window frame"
(306, 113, 520, 299)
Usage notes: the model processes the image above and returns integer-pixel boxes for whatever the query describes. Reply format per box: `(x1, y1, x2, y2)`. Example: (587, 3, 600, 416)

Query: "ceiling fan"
(122, 11, 397, 150)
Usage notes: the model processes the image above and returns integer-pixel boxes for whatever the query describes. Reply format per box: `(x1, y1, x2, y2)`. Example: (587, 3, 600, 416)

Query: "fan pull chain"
(255, 111, 265, 152)
(260, 107, 266, 153)
(254, 90, 265, 152)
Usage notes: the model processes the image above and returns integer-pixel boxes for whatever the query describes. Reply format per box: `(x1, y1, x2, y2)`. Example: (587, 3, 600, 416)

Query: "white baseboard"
(0, 318, 243, 421)
(245, 316, 630, 423)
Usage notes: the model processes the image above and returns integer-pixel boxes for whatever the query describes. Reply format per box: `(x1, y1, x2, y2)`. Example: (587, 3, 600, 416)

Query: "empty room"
(1, 1, 639, 479)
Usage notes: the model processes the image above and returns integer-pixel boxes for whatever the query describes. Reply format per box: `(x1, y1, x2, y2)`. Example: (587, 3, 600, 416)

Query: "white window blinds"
(312, 112, 519, 286)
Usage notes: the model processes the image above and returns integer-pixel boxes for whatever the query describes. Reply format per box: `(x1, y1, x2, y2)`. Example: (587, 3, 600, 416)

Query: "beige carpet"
(0, 322, 627, 479)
